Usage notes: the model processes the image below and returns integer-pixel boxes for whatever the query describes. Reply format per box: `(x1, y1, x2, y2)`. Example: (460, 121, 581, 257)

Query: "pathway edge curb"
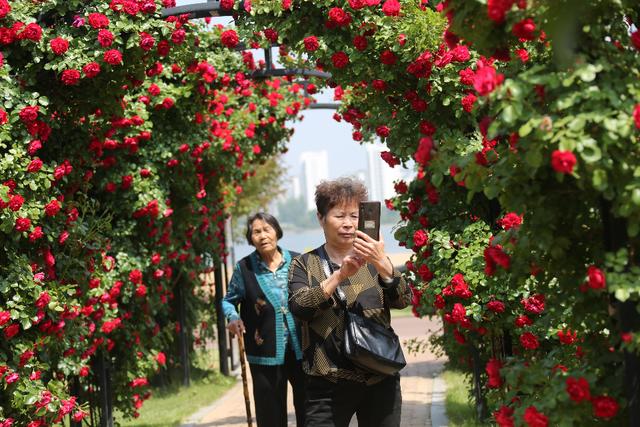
(430, 374, 448, 427)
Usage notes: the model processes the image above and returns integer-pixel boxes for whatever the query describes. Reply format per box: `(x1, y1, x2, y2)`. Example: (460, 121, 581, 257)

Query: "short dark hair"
(245, 212, 283, 246)
(315, 177, 368, 218)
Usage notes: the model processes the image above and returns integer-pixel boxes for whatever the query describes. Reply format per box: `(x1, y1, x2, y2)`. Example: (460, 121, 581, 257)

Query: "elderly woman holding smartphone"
(223, 213, 306, 427)
(288, 177, 411, 427)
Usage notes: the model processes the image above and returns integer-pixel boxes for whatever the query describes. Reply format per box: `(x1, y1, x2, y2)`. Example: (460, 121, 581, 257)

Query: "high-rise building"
(365, 143, 405, 201)
(300, 150, 329, 211)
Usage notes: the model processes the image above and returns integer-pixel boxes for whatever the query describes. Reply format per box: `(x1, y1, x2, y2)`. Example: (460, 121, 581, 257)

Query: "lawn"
(443, 369, 486, 427)
(116, 348, 237, 427)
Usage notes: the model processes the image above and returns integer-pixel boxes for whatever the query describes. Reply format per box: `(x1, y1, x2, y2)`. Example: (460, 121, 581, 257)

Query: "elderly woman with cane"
(223, 212, 306, 427)
(288, 177, 411, 427)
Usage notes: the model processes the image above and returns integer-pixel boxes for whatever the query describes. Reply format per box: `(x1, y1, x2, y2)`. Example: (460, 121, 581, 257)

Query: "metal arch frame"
(162, 0, 235, 19)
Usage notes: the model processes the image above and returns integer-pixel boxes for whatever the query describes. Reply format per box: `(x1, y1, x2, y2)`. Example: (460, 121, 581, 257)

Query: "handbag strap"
(318, 245, 349, 309)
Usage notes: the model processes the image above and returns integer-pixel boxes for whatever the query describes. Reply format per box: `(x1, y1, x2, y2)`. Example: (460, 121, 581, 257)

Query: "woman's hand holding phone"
(353, 231, 393, 280)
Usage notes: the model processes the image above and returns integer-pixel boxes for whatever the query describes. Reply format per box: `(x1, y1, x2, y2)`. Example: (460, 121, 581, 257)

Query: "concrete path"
(182, 316, 446, 427)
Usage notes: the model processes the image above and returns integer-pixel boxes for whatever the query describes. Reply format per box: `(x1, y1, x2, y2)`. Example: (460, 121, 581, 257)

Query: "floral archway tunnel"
(2, 0, 640, 426)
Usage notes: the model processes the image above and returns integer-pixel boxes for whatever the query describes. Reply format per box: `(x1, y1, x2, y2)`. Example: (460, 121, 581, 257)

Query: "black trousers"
(304, 374, 402, 427)
(249, 345, 306, 427)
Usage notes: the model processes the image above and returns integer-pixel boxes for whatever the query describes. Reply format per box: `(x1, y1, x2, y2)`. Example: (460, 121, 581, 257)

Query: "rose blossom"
(413, 229, 428, 248)
(487, 300, 505, 313)
(61, 69, 80, 85)
(88, 13, 110, 29)
(493, 405, 514, 427)
(82, 62, 101, 78)
(521, 294, 545, 314)
(4, 323, 19, 339)
(414, 137, 433, 166)
(50, 37, 69, 55)
(303, 36, 319, 51)
(523, 406, 547, 427)
(382, 0, 400, 16)
(0, 311, 10, 326)
(103, 49, 122, 65)
(461, 93, 477, 112)
(331, 51, 349, 69)
(512, 18, 536, 40)
(19, 105, 39, 123)
(380, 49, 397, 65)
(473, 64, 504, 96)
(0, 0, 10, 19)
(520, 332, 540, 350)
(633, 104, 640, 129)
(592, 395, 619, 419)
(498, 212, 522, 230)
(487, 0, 514, 23)
(97, 29, 114, 47)
(551, 150, 577, 174)
(220, 29, 239, 48)
(565, 377, 590, 402)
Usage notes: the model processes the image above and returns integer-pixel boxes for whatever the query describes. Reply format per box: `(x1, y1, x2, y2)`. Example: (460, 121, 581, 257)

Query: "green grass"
(391, 306, 414, 318)
(116, 349, 237, 427)
(443, 369, 485, 427)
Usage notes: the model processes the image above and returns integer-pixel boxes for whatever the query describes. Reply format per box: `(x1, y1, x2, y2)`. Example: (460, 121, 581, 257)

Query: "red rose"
(376, 125, 390, 138)
(0, 0, 11, 19)
(380, 151, 399, 167)
(394, 181, 408, 194)
(452, 45, 470, 62)
(417, 264, 433, 282)
(632, 104, 640, 129)
(493, 405, 514, 427)
(139, 32, 155, 51)
(585, 265, 605, 289)
(19, 23, 42, 41)
(220, 29, 239, 48)
(485, 358, 503, 388)
(61, 69, 80, 85)
(413, 229, 428, 248)
(473, 65, 504, 96)
(484, 244, 510, 275)
(82, 62, 101, 78)
(451, 303, 466, 323)
(372, 79, 386, 91)
(29, 226, 44, 242)
(156, 352, 166, 366)
(220, 0, 234, 9)
(592, 396, 619, 419)
(519, 332, 539, 350)
(171, 28, 186, 44)
(303, 35, 319, 51)
(551, 150, 577, 174)
(327, 7, 351, 27)
(0, 311, 11, 326)
(632, 31, 640, 50)
(44, 199, 61, 216)
(565, 377, 590, 402)
(382, 0, 400, 16)
(512, 18, 536, 40)
(15, 217, 31, 232)
(414, 137, 433, 166)
(129, 269, 143, 284)
(353, 35, 367, 51)
(19, 105, 39, 123)
(461, 93, 477, 112)
(35, 291, 51, 309)
(498, 212, 522, 230)
(50, 37, 69, 55)
(451, 274, 472, 299)
(27, 158, 43, 172)
(523, 406, 547, 427)
(88, 13, 110, 29)
(0, 108, 6, 125)
(97, 29, 114, 47)
(380, 49, 397, 65)
(348, 0, 365, 9)
(8, 194, 24, 211)
(487, 0, 514, 23)
(331, 51, 349, 69)
(487, 300, 505, 313)
(136, 284, 147, 297)
(103, 49, 122, 65)
(4, 323, 19, 339)
(515, 314, 532, 327)
(521, 294, 545, 314)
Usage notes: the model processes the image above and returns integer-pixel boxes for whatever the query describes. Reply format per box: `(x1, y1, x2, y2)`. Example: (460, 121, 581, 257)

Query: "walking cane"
(237, 333, 253, 427)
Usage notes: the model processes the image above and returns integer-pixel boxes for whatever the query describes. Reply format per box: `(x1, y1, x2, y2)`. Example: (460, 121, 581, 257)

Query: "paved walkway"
(182, 315, 446, 427)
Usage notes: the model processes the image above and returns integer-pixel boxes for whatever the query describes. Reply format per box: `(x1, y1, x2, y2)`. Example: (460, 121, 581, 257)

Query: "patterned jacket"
(288, 245, 411, 384)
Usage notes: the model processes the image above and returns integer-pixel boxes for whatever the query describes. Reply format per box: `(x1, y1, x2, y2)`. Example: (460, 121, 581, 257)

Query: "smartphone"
(358, 201, 381, 240)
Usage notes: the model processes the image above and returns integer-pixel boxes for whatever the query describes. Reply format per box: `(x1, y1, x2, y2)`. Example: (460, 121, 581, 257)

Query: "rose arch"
(1, 1, 640, 426)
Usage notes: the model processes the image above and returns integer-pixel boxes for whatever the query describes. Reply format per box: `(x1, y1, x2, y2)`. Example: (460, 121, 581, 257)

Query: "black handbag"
(320, 247, 406, 376)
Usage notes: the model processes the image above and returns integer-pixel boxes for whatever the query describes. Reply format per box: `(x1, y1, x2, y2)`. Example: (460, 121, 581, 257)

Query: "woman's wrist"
(374, 256, 394, 279)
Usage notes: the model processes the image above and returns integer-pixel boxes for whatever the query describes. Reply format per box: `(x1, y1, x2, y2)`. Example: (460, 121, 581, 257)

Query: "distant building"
(286, 175, 302, 200)
(300, 150, 329, 211)
(365, 143, 405, 201)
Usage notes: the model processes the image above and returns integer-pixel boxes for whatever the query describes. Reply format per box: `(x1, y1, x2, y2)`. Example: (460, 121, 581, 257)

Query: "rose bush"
(236, 0, 640, 424)
(0, 1, 306, 424)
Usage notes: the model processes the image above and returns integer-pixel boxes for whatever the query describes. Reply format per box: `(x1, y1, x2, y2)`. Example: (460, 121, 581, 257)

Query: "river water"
(230, 223, 410, 263)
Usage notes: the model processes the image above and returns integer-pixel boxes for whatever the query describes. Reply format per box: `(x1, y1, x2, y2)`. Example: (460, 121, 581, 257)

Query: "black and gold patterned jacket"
(288, 245, 411, 384)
